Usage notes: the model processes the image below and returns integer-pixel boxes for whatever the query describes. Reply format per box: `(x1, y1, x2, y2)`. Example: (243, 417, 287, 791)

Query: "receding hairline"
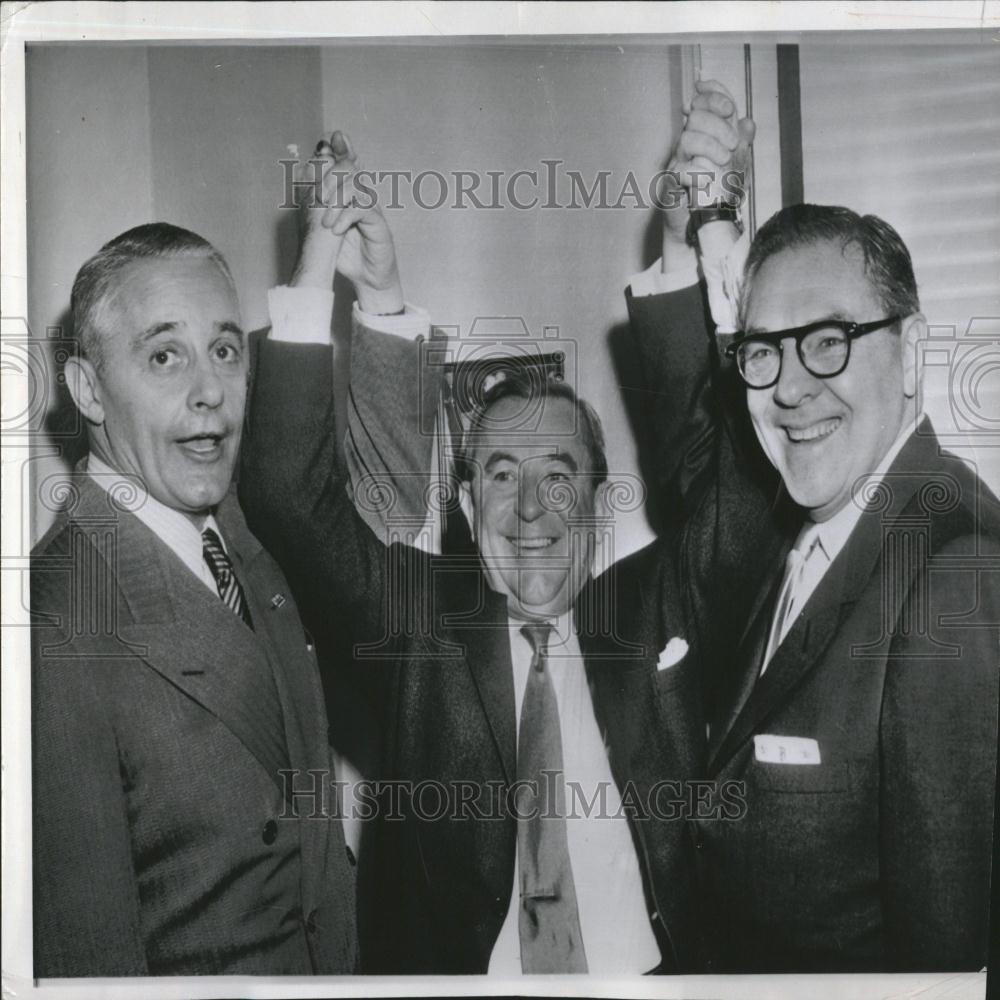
(82, 251, 239, 355)
(461, 389, 607, 482)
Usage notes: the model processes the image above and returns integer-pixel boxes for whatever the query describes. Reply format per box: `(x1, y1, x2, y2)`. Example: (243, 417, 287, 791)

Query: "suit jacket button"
(345, 845, 357, 867)
(262, 819, 278, 845)
(305, 908, 319, 934)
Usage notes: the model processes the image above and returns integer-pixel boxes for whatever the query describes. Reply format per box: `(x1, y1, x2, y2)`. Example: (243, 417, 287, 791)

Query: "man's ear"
(594, 479, 613, 522)
(458, 479, 476, 539)
(64, 354, 105, 426)
(899, 312, 926, 400)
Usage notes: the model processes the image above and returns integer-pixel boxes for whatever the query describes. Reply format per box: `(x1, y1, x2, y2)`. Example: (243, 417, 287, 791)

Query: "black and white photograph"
(2, 3, 999, 998)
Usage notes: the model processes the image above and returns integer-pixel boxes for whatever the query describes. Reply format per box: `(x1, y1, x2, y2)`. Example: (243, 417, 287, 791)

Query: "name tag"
(753, 734, 821, 765)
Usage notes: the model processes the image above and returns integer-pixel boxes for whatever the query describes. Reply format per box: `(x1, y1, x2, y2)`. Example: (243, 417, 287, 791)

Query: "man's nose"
(517, 471, 545, 522)
(772, 338, 820, 408)
(188, 357, 225, 409)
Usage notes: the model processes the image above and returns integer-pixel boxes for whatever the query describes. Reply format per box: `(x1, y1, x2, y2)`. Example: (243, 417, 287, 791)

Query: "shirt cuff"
(627, 248, 699, 298)
(267, 285, 334, 344)
(353, 301, 430, 342)
(701, 226, 750, 335)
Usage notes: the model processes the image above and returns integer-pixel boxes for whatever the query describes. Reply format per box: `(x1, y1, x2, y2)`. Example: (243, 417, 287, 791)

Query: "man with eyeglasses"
(626, 81, 999, 971)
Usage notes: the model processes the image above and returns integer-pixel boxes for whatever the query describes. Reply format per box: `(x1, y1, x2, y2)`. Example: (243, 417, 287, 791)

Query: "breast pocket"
(754, 760, 851, 794)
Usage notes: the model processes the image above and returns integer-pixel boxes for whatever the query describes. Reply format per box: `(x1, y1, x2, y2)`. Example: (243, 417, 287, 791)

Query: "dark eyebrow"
(217, 321, 245, 341)
(482, 450, 579, 473)
(135, 321, 178, 343)
(547, 451, 579, 472)
(745, 312, 852, 337)
(484, 451, 518, 472)
(132, 320, 245, 345)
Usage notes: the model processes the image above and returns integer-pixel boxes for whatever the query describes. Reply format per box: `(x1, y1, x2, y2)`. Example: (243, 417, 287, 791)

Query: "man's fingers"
(690, 89, 736, 120)
(327, 201, 368, 236)
(695, 78, 737, 105)
(678, 129, 734, 167)
(686, 108, 739, 152)
(329, 130, 356, 166)
(737, 118, 757, 146)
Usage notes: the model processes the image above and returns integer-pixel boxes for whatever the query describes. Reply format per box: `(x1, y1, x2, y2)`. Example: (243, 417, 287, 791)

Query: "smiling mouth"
(506, 536, 558, 553)
(784, 417, 842, 444)
(177, 433, 227, 458)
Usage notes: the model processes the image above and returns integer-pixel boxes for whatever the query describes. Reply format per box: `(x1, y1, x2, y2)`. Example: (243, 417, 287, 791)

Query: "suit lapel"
(709, 422, 938, 773)
(577, 566, 664, 788)
(459, 576, 518, 784)
(72, 479, 293, 796)
(707, 565, 782, 766)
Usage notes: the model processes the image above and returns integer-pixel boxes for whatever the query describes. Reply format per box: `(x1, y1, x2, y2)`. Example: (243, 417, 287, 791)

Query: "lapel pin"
(270, 594, 286, 609)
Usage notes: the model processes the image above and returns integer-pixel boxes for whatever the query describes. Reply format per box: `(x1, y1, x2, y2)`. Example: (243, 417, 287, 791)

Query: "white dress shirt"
(488, 613, 661, 976)
(86, 453, 226, 594)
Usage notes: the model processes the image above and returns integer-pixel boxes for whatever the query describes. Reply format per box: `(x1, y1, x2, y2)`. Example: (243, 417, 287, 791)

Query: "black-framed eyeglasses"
(725, 316, 901, 389)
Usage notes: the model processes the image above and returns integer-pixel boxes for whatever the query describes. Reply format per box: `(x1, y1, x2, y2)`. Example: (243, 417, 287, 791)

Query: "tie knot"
(520, 622, 553, 666)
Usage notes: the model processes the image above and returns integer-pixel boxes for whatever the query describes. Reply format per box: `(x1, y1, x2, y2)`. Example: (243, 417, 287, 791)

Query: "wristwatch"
(686, 202, 743, 247)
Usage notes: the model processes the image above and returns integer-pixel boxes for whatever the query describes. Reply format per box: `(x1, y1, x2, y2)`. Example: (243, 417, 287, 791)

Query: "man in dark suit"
(240, 134, 706, 975)
(31, 223, 357, 976)
(626, 84, 999, 971)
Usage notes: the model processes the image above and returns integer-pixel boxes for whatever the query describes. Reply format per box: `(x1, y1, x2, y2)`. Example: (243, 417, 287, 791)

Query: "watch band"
(686, 203, 743, 247)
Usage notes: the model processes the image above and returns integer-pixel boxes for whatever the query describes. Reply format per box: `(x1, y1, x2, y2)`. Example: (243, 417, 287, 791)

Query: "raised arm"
(627, 79, 757, 516)
(626, 82, 782, 684)
(240, 133, 440, 655)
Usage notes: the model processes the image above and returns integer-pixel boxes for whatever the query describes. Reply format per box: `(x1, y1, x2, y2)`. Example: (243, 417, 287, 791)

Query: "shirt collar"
(85, 453, 225, 576)
(802, 413, 921, 565)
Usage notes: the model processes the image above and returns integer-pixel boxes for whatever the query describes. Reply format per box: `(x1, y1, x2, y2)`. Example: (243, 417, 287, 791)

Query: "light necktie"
(202, 526, 254, 629)
(760, 530, 820, 674)
(516, 623, 588, 973)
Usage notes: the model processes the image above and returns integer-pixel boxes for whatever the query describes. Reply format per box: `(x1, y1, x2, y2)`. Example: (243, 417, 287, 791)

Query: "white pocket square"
(753, 734, 821, 765)
(657, 636, 689, 671)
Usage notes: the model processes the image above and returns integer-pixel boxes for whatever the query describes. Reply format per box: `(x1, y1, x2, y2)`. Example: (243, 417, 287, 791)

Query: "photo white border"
(3, 3, 998, 998)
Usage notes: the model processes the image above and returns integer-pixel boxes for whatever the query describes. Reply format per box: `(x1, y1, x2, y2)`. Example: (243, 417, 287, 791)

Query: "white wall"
(26, 44, 325, 539)
(799, 37, 1000, 493)
(319, 42, 683, 556)
(26, 40, 684, 554)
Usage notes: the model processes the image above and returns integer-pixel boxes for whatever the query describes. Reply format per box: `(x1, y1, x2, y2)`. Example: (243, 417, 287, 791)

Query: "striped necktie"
(516, 622, 588, 973)
(202, 527, 254, 629)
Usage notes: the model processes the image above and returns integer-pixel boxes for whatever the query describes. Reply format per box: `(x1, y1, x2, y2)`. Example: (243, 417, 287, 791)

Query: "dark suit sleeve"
(32, 590, 147, 976)
(625, 282, 720, 518)
(626, 281, 783, 700)
(880, 532, 1000, 969)
(240, 334, 386, 637)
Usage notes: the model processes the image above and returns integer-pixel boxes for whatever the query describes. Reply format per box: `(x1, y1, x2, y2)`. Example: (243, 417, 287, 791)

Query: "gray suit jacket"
(31, 474, 357, 976)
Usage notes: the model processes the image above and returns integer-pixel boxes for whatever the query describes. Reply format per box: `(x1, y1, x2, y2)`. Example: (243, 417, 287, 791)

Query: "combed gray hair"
(71, 222, 235, 369)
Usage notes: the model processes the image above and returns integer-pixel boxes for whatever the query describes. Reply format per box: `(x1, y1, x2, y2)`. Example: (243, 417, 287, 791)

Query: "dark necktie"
(202, 526, 253, 629)
(516, 622, 588, 973)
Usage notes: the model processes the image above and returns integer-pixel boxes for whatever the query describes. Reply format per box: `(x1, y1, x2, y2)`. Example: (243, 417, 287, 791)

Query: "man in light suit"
(240, 135, 707, 974)
(626, 83, 1000, 971)
(31, 223, 357, 976)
